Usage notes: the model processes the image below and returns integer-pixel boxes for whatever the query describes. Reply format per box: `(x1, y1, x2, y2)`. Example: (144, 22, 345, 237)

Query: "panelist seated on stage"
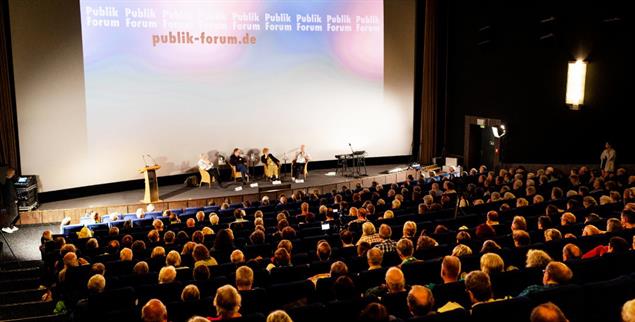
(292, 144, 310, 180)
(261, 148, 280, 181)
(198, 153, 224, 188)
(230, 148, 250, 182)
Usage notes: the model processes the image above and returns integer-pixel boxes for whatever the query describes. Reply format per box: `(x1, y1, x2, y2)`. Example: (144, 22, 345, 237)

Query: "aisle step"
(0, 267, 41, 280)
(0, 277, 41, 292)
(2, 313, 69, 322)
(0, 288, 46, 305)
(0, 301, 55, 320)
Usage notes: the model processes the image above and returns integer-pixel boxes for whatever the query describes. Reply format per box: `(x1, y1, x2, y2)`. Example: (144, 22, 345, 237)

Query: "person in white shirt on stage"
(293, 144, 310, 180)
(198, 153, 224, 188)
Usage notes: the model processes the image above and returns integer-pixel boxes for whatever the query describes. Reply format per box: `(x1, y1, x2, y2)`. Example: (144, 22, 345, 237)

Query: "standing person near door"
(1, 167, 19, 234)
(600, 142, 616, 176)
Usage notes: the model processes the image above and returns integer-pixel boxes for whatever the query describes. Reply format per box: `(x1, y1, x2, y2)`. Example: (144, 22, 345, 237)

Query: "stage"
(18, 164, 419, 226)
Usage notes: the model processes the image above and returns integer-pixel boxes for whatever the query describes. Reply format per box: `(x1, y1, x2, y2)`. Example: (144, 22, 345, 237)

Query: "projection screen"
(10, 0, 415, 192)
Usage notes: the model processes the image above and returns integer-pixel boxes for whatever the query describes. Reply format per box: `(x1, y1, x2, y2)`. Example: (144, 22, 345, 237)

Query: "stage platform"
(18, 164, 419, 226)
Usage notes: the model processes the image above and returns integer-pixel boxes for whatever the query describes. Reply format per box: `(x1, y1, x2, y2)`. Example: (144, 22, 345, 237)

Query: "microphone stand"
(348, 143, 360, 178)
(281, 153, 288, 181)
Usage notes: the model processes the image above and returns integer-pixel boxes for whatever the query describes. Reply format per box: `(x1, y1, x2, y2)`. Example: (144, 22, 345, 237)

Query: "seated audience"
(357, 222, 383, 245)
(397, 238, 417, 266)
(141, 299, 168, 322)
(480, 253, 504, 276)
(367, 247, 384, 270)
(519, 262, 573, 296)
(530, 302, 569, 322)
(210, 285, 242, 320)
(375, 224, 397, 253)
(236, 266, 254, 291)
(526, 249, 552, 269)
(181, 284, 201, 302)
(407, 285, 436, 318)
(623, 299, 635, 322)
(562, 244, 581, 262)
(267, 310, 293, 322)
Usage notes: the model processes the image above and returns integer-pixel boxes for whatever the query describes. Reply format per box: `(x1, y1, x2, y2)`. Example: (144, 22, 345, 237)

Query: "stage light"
(491, 124, 506, 138)
(566, 60, 587, 110)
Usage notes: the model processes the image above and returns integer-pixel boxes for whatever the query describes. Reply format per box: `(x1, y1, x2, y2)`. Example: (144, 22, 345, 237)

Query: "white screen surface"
(11, 0, 415, 192)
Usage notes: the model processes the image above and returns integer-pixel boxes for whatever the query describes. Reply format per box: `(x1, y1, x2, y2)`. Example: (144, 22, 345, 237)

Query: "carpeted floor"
(1, 223, 58, 263)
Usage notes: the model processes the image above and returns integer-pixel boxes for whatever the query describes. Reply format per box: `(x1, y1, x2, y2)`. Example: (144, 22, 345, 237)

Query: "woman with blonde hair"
(261, 147, 281, 181)
(356, 222, 382, 245)
(211, 285, 242, 320)
(267, 310, 293, 322)
(451, 244, 473, 257)
(526, 249, 552, 269)
(166, 250, 182, 267)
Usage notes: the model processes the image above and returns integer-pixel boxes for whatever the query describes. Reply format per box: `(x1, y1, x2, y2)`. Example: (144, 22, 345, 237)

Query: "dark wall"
(441, 0, 634, 166)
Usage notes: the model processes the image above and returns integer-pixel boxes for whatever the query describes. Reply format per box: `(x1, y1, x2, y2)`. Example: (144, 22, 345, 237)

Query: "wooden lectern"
(139, 165, 161, 203)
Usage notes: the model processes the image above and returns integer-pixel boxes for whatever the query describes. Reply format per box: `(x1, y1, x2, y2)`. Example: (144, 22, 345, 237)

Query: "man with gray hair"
(465, 270, 494, 307)
(519, 262, 572, 297)
(375, 224, 397, 253)
(367, 247, 384, 270)
(407, 285, 435, 318)
(531, 302, 569, 322)
(235, 266, 254, 291)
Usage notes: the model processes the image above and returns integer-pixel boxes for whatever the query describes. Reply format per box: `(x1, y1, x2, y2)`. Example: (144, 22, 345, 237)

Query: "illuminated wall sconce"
(491, 124, 506, 138)
(565, 60, 587, 110)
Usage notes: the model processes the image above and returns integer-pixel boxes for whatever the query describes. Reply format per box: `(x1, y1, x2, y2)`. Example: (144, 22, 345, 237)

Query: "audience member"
(267, 310, 293, 322)
(519, 262, 572, 296)
(407, 285, 435, 318)
(211, 285, 242, 320)
(141, 299, 168, 322)
(530, 302, 569, 322)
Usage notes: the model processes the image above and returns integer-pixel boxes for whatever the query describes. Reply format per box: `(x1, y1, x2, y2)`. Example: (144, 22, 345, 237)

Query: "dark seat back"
(470, 296, 532, 322)
(526, 284, 584, 322)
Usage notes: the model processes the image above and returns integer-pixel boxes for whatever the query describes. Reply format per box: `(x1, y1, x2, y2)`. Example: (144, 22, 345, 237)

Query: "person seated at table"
(261, 148, 280, 181)
(293, 144, 310, 180)
(198, 153, 224, 188)
(229, 148, 249, 183)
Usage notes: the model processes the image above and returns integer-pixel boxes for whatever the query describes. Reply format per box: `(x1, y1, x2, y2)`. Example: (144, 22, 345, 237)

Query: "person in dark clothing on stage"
(1, 167, 19, 234)
(230, 148, 249, 183)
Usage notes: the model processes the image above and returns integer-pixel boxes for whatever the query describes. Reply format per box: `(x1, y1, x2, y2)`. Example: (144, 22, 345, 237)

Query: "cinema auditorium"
(0, 1, 633, 322)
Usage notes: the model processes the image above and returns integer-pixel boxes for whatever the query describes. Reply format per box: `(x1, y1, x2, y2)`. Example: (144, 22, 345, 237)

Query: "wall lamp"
(566, 60, 587, 110)
(491, 124, 506, 138)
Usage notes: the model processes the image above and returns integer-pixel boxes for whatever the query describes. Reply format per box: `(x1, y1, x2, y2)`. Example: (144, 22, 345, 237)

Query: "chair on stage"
(229, 164, 242, 182)
(292, 161, 309, 180)
(199, 168, 212, 188)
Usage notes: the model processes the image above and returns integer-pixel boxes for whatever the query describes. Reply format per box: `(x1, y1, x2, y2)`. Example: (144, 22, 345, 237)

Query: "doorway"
(464, 116, 503, 171)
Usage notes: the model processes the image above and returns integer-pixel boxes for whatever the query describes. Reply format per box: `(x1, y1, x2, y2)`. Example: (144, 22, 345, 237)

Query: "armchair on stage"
(139, 165, 161, 203)
(229, 164, 242, 182)
(199, 168, 214, 188)
(291, 160, 309, 180)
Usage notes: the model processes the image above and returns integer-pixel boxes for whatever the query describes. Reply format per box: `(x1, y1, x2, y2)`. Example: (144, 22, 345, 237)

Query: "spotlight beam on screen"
(10, 0, 415, 192)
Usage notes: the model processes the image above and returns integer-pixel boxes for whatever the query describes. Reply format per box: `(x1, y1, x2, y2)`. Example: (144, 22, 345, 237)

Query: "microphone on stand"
(146, 154, 158, 166)
(348, 143, 355, 154)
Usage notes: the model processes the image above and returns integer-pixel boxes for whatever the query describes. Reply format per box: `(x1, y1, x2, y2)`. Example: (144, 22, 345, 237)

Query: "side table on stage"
(139, 165, 161, 203)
